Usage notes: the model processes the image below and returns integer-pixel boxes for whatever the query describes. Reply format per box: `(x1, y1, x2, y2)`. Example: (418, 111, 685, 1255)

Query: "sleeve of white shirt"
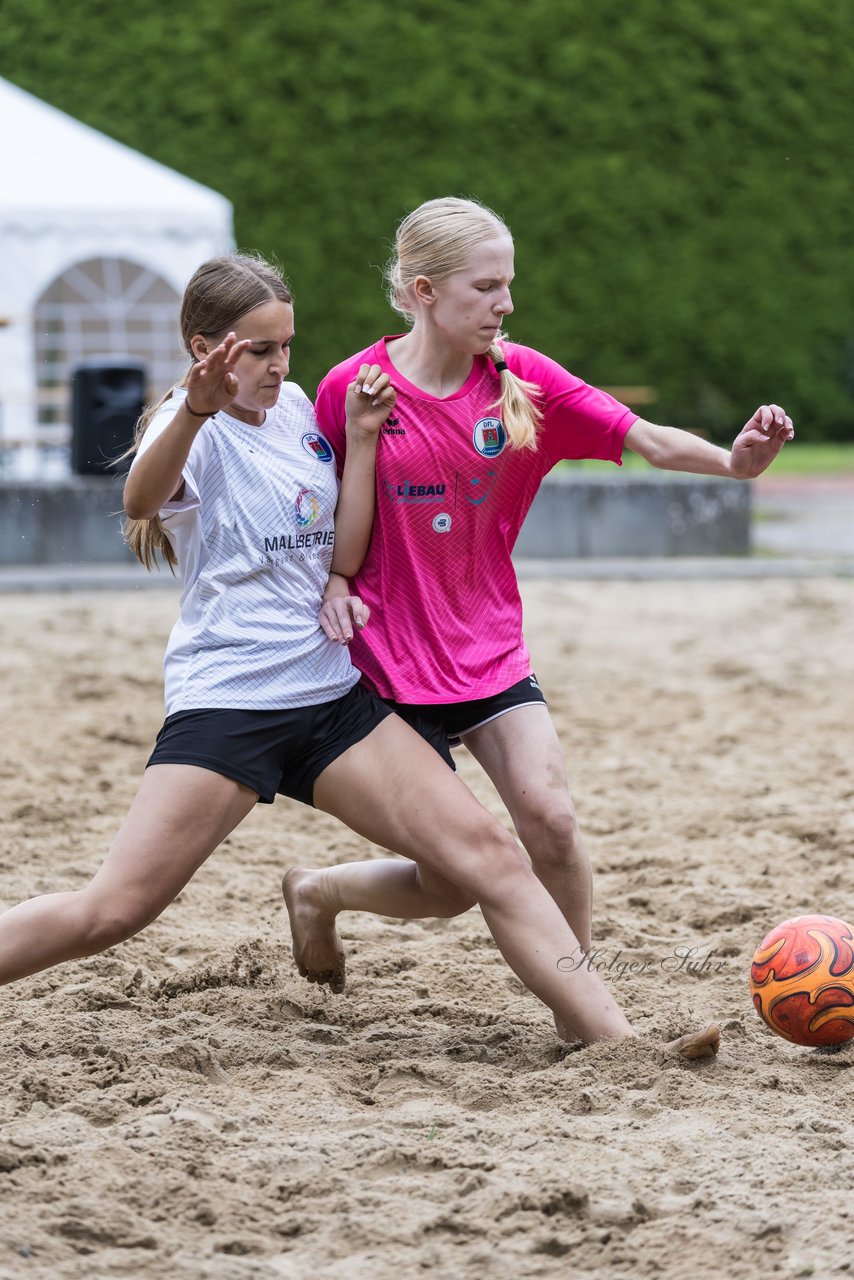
(130, 388, 211, 517)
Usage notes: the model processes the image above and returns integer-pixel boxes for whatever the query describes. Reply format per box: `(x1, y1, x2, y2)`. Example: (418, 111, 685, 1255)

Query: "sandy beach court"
(0, 578, 852, 1279)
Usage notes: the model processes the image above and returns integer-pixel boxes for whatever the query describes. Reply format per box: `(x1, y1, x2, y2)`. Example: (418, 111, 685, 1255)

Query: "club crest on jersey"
(472, 417, 507, 458)
(300, 432, 334, 463)
(295, 488, 321, 528)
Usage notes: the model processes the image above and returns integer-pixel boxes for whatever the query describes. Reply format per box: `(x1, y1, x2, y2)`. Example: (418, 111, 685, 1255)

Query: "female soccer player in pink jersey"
(289, 196, 792, 1039)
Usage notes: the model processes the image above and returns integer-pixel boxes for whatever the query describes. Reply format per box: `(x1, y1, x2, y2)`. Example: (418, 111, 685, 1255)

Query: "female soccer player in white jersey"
(304, 196, 792, 1038)
(0, 252, 717, 1057)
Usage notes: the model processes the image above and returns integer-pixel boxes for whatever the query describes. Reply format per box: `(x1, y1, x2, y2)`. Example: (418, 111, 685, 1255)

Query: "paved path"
(1, 554, 852, 593)
(752, 475, 854, 558)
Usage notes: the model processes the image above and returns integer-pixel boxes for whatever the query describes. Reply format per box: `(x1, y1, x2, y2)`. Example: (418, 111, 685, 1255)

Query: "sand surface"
(0, 579, 852, 1279)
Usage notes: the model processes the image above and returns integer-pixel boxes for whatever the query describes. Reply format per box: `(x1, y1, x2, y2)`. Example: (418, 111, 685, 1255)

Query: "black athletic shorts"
(146, 682, 393, 807)
(383, 673, 547, 770)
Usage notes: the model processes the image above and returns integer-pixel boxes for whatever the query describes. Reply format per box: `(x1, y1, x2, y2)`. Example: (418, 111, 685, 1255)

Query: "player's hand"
(185, 332, 253, 416)
(729, 404, 794, 479)
(319, 593, 371, 644)
(344, 363, 396, 441)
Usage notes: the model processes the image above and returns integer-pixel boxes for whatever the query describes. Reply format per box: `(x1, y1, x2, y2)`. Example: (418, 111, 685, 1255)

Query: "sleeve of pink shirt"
(506, 344, 638, 467)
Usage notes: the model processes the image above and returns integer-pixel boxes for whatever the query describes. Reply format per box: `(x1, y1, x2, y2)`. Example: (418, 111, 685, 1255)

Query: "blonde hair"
(385, 197, 542, 449)
(124, 253, 292, 570)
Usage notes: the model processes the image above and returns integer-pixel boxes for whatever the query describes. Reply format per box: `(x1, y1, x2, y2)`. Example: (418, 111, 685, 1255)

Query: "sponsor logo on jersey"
(300, 432, 334, 463)
(295, 488, 321, 527)
(465, 469, 497, 505)
(472, 416, 507, 458)
(383, 479, 447, 505)
(432, 513, 452, 533)
(263, 529, 335, 553)
(382, 415, 406, 436)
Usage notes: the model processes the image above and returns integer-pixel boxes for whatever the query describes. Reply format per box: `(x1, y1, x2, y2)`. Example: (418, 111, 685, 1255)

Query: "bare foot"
(665, 1023, 721, 1060)
(282, 868, 346, 994)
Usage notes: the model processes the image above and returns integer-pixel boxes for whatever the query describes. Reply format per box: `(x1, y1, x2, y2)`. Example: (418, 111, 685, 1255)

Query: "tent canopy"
(0, 77, 233, 469)
(0, 76, 231, 224)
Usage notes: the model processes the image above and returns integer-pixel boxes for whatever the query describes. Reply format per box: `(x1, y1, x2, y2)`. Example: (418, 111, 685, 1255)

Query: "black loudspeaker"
(70, 361, 147, 475)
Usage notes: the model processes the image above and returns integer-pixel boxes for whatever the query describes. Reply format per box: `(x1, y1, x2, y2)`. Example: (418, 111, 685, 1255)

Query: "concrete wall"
(0, 472, 751, 566)
(514, 472, 751, 558)
(0, 478, 134, 565)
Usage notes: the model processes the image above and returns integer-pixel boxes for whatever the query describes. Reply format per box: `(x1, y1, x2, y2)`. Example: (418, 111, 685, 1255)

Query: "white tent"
(0, 76, 234, 476)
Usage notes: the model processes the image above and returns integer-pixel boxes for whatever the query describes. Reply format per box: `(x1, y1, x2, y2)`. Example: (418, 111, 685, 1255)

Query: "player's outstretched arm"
(624, 403, 794, 480)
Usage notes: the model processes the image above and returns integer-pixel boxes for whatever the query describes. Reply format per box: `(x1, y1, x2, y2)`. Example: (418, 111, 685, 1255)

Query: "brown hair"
(124, 252, 292, 569)
(385, 197, 542, 449)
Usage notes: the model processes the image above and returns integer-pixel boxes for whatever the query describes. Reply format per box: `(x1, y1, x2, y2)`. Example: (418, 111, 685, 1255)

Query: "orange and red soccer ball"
(750, 914, 854, 1047)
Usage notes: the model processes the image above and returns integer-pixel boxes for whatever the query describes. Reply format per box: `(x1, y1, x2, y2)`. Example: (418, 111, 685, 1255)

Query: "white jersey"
(133, 383, 358, 714)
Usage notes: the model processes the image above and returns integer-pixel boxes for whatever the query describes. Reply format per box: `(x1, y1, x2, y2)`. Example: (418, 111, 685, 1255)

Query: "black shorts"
(383, 674, 547, 770)
(146, 682, 393, 807)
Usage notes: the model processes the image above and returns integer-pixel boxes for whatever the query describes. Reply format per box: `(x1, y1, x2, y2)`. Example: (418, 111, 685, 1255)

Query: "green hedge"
(3, 0, 853, 439)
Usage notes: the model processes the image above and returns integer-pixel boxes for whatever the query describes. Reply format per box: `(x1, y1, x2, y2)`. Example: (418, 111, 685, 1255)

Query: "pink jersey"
(316, 339, 636, 702)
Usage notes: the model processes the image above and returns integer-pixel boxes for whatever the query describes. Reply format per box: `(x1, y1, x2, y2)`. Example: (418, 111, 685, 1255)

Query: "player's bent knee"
(464, 828, 533, 902)
(515, 803, 583, 863)
(80, 893, 163, 952)
(414, 864, 478, 917)
(431, 887, 478, 917)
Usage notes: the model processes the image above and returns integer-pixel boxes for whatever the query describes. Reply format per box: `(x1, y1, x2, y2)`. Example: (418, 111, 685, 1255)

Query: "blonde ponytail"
(487, 338, 542, 451)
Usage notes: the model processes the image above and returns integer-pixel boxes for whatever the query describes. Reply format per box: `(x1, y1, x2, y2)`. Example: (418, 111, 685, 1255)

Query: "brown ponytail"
(123, 378, 192, 570)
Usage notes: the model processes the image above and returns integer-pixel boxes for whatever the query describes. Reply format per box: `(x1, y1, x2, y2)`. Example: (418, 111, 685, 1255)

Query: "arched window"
(33, 258, 184, 433)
